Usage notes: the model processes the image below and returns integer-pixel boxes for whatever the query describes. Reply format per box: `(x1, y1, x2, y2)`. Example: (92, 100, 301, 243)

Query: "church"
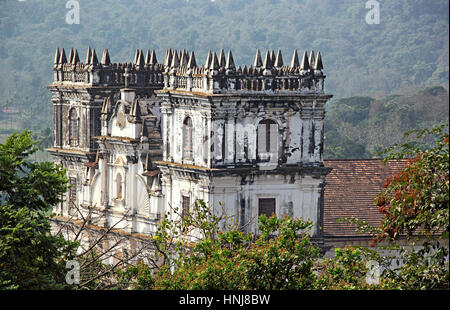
(47, 46, 404, 250)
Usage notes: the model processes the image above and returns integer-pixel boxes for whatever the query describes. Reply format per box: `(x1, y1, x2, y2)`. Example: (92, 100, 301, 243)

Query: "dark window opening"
(182, 195, 190, 220)
(183, 117, 193, 160)
(258, 198, 276, 217)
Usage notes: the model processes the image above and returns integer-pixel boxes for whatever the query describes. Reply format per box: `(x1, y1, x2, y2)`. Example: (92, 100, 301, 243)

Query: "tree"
(375, 124, 449, 241)
(372, 124, 449, 289)
(0, 130, 77, 289)
(115, 199, 321, 290)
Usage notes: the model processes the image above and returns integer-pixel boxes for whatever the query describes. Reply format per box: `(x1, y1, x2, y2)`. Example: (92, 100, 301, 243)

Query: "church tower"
(47, 47, 164, 221)
(156, 48, 332, 240)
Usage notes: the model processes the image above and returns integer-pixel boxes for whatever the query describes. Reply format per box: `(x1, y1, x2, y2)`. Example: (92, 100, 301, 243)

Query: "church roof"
(322, 159, 408, 239)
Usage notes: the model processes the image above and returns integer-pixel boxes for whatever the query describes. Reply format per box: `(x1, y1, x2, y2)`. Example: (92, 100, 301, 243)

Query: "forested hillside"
(0, 0, 448, 157)
(324, 85, 449, 159)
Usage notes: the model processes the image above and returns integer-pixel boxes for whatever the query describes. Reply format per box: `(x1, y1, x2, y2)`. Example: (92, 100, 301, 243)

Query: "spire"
(85, 46, 92, 64)
(270, 50, 276, 67)
(72, 49, 80, 65)
(133, 49, 139, 65)
(90, 49, 99, 65)
(137, 49, 145, 68)
(290, 49, 299, 68)
(54, 48, 60, 65)
(164, 49, 172, 67)
(254, 49, 262, 68)
(309, 50, 315, 69)
(170, 49, 179, 67)
(149, 50, 157, 65)
(242, 64, 248, 75)
(59, 48, 67, 64)
(145, 49, 151, 65)
(263, 50, 272, 69)
(205, 50, 212, 68)
(225, 50, 235, 71)
(314, 51, 323, 71)
(68, 48, 74, 64)
(300, 50, 310, 70)
(180, 50, 188, 67)
(218, 49, 226, 68)
(101, 49, 111, 65)
(210, 52, 219, 70)
(187, 51, 197, 69)
(274, 49, 283, 67)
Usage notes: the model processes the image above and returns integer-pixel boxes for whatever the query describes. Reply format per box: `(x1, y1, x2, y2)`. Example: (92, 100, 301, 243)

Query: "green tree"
(0, 130, 77, 289)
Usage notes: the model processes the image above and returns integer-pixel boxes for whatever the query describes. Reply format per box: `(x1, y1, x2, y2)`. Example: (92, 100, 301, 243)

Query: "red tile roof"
(322, 159, 408, 239)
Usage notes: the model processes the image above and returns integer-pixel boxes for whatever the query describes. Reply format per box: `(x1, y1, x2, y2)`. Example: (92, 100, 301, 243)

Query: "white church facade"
(47, 47, 333, 243)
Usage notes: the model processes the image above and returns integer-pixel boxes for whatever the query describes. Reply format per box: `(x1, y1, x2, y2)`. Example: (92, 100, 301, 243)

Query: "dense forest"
(0, 0, 448, 158)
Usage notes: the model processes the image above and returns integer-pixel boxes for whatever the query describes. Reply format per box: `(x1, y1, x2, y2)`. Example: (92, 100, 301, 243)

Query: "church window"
(258, 198, 276, 218)
(257, 119, 278, 160)
(181, 195, 190, 220)
(116, 173, 123, 200)
(183, 117, 193, 160)
(69, 108, 79, 147)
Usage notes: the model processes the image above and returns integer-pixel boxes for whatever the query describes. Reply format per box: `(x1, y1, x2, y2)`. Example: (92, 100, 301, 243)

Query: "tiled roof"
(322, 159, 408, 239)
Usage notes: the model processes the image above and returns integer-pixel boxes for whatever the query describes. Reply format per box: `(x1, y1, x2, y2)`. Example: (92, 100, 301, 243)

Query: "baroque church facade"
(47, 46, 333, 243)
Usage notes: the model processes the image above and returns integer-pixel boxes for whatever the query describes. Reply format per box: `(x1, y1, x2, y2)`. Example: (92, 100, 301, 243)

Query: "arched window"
(69, 108, 79, 146)
(257, 119, 278, 162)
(116, 173, 123, 200)
(183, 117, 193, 160)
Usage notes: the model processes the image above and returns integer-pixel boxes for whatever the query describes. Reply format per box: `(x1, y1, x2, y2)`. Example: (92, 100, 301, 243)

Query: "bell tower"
(156, 48, 333, 240)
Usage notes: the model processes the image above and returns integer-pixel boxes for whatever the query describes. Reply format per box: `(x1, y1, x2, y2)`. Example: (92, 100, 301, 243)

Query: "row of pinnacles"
(53, 47, 326, 94)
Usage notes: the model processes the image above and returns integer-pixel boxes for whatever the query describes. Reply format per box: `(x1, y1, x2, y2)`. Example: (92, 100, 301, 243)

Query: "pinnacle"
(254, 49, 262, 68)
(270, 50, 276, 67)
(54, 48, 60, 64)
(72, 49, 80, 65)
(85, 46, 92, 64)
(218, 49, 226, 68)
(309, 50, 315, 69)
(187, 51, 197, 69)
(300, 50, 310, 71)
(205, 50, 212, 69)
(164, 49, 172, 67)
(90, 49, 99, 65)
(171, 49, 179, 67)
(210, 52, 219, 70)
(134, 49, 139, 65)
(263, 50, 272, 70)
(145, 49, 151, 65)
(180, 50, 188, 67)
(314, 51, 323, 70)
(59, 48, 67, 64)
(225, 50, 235, 70)
(290, 49, 299, 68)
(101, 49, 111, 65)
(137, 49, 145, 67)
(68, 48, 74, 64)
(150, 50, 158, 65)
(274, 49, 283, 67)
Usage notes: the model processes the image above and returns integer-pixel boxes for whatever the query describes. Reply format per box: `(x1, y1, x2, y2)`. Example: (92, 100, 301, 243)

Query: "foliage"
(375, 124, 449, 241)
(324, 87, 449, 159)
(0, 130, 77, 289)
